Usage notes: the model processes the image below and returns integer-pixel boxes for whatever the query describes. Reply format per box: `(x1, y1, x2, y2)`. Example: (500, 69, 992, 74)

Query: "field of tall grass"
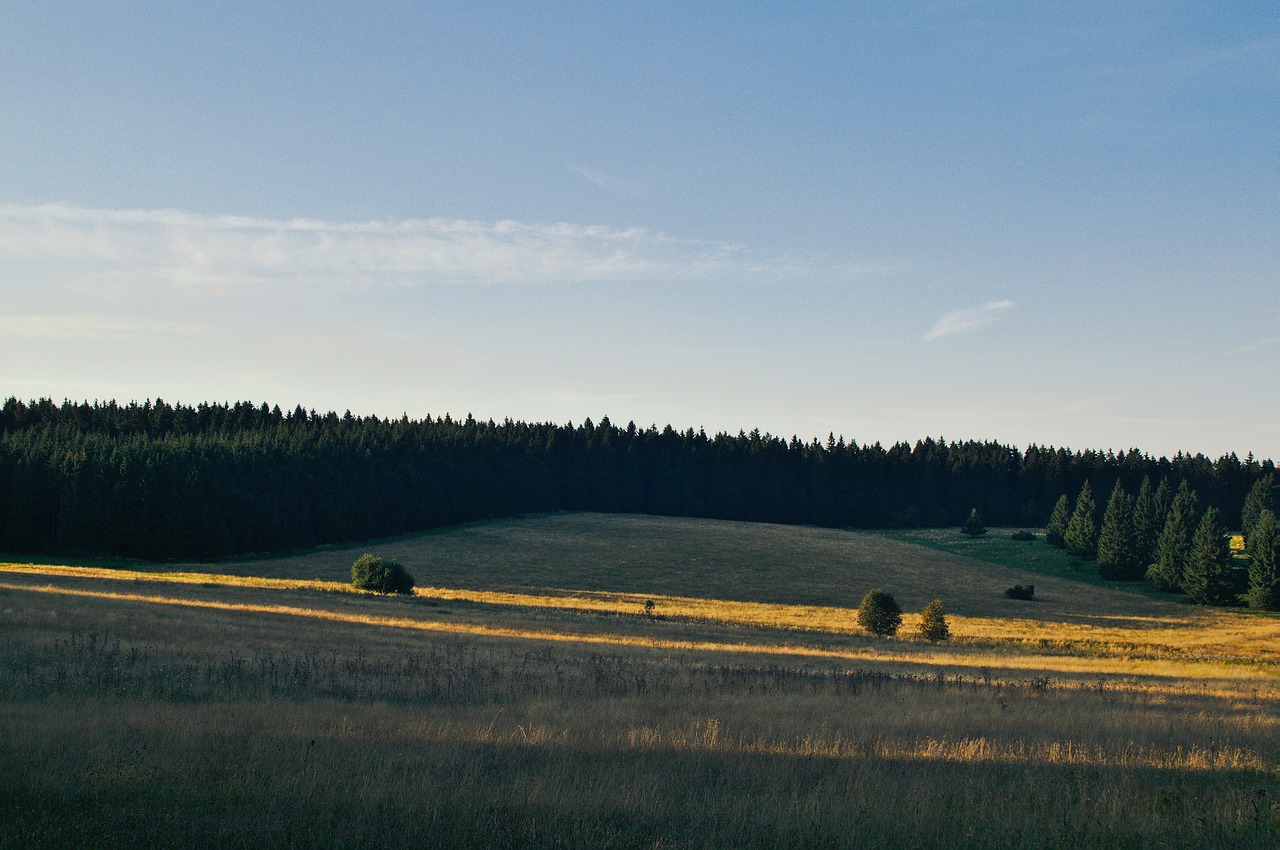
(2, 512, 1277, 848)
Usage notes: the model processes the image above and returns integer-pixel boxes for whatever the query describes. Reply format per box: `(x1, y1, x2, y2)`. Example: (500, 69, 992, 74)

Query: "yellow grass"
(4, 514, 1278, 847)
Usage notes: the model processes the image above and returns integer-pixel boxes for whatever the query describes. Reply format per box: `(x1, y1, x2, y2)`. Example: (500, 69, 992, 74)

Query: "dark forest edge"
(2, 397, 1275, 604)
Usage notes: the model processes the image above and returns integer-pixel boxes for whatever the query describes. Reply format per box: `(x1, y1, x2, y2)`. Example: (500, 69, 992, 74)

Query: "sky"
(1, 2, 1276, 459)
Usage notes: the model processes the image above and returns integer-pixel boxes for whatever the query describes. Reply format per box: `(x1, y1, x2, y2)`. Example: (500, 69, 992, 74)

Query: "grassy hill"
(2, 512, 1277, 848)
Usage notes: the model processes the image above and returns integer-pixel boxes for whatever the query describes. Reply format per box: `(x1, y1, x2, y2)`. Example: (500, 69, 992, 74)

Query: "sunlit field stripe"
(3, 580, 1276, 696)
(434, 721, 1272, 771)
(4, 562, 1278, 667)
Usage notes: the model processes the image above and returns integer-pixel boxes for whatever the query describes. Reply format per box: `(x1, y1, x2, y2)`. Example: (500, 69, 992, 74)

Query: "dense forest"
(0, 397, 1274, 563)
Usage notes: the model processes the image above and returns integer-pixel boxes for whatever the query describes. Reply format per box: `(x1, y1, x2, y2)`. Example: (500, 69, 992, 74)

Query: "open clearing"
(2, 512, 1277, 848)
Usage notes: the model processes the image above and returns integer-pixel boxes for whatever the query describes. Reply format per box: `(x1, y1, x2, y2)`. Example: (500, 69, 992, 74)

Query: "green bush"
(1010, 530, 1036, 542)
(857, 589, 903, 637)
(351, 553, 415, 595)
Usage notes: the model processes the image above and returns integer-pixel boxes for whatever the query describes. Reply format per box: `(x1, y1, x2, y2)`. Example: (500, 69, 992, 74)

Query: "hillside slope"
(199, 512, 1200, 626)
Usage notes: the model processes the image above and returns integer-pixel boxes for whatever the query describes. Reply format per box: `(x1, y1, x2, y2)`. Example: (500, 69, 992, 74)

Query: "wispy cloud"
(922, 300, 1014, 342)
(0, 203, 817, 289)
(1226, 338, 1280, 356)
(571, 165, 650, 196)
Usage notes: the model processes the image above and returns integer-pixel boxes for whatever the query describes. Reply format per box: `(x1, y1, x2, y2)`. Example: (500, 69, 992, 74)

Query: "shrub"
(917, 599, 950, 642)
(857, 589, 903, 637)
(351, 553, 415, 595)
(1010, 530, 1037, 542)
(1004, 584, 1035, 600)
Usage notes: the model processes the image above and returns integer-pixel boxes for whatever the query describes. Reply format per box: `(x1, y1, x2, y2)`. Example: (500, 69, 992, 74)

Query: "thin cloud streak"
(0, 203, 834, 288)
(922, 300, 1014, 342)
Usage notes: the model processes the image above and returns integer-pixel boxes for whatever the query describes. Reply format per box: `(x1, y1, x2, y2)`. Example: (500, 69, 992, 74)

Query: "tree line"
(1, 396, 1275, 564)
(1041, 475, 1278, 610)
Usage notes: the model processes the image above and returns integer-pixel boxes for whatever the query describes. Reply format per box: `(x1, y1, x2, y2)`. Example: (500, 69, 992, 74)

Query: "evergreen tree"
(1147, 481, 1198, 593)
(917, 599, 950, 642)
(960, 507, 987, 537)
(1045, 494, 1070, 548)
(1152, 476, 1173, 531)
(1245, 509, 1278, 611)
(1240, 476, 1274, 543)
(1097, 480, 1140, 580)
(1064, 481, 1098, 559)
(1131, 476, 1160, 572)
(1182, 507, 1234, 606)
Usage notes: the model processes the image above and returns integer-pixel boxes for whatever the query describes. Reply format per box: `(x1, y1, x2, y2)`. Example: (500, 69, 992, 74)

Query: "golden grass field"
(2, 512, 1277, 848)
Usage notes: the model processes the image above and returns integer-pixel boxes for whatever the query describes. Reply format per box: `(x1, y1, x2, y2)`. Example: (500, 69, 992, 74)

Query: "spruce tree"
(1064, 481, 1098, 559)
(1097, 480, 1139, 580)
(1245, 509, 1278, 611)
(1147, 481, 1198, 593)
(960, 507, 987, 537)
(1152, 476, 1173, 532)
(1130, 476, 1159, 573)
(1183, 507, 1234, 606)
(1241, 476, 1274, 545)
(1045, 494, 1070, 548)
(917, 599, 950, 642)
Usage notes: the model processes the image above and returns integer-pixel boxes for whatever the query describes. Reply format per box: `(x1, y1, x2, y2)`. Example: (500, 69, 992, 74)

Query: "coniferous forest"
(2, 397, 1274, 572)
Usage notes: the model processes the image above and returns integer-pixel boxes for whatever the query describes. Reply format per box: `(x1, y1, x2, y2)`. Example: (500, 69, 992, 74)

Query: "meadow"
(2, 512, 1277, 848)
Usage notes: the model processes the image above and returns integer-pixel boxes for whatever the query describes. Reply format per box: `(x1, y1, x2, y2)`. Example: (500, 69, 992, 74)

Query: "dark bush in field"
(351, 554, 415, 595)
(1004, 584, 1035, 600)
(1011, 530, 1037, 541)
(857, 589, 903, 637)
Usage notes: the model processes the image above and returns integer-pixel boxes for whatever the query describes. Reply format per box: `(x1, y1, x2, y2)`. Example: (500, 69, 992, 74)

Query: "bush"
(1004, 584, 1035, 600)
(351, 553, 415, 595)
(857, 589, 903, 637)
(917, 599, 950, 642)
(1010, 530, 1037, 542)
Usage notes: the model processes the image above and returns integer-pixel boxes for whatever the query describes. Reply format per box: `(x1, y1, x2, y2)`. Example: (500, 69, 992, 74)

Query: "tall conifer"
(1147, 481, 1198, 593)
(1241, 476, 1274, 543)
(1097, 480, 1139, 580)
(1183, 506, 1233, 606)
(1246, 509, 1278, 611)
(1045, 494, 1070, 548)
(1064, 481, 1098, 559)
(1131, 476, 1159, 570)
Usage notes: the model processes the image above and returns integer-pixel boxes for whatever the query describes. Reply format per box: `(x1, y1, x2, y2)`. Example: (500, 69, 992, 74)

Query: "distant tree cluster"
(0, 396, 1274, 562)
(1044, 475, 1278, 609)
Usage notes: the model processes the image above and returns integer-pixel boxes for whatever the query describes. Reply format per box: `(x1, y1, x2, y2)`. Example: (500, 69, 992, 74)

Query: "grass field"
(2, 512, 1277, 848)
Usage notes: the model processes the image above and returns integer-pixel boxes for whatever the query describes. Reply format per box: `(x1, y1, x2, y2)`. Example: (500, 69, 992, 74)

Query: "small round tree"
(917, 599, 950, 642)
(960, 508, 987, 537)
(857, 589, 903, 637)
(351, 553, 415, 595)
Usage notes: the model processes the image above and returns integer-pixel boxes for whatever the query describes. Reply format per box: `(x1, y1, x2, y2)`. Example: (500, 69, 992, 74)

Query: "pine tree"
(1241, 476, 1274, 545)
(1131, 476, 1160, 572)
(1183, 507, 1234, 606)
(917, 599, 950, 642)
(960, 507, 987, 537)
(1097, 480, 1139, 580)
(1147, 481, 1198, 593)
(1045, 494, 1070, 548)
(1064, 481, 1098, 559)
(1246, 509, 1278, 611)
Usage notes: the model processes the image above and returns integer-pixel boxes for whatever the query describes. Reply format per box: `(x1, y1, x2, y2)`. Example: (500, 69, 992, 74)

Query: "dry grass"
(2, 512, 1278, 848)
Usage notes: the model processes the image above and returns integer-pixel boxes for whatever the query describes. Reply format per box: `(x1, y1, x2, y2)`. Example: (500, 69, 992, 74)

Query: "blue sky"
(1, 2, 1276, 458)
